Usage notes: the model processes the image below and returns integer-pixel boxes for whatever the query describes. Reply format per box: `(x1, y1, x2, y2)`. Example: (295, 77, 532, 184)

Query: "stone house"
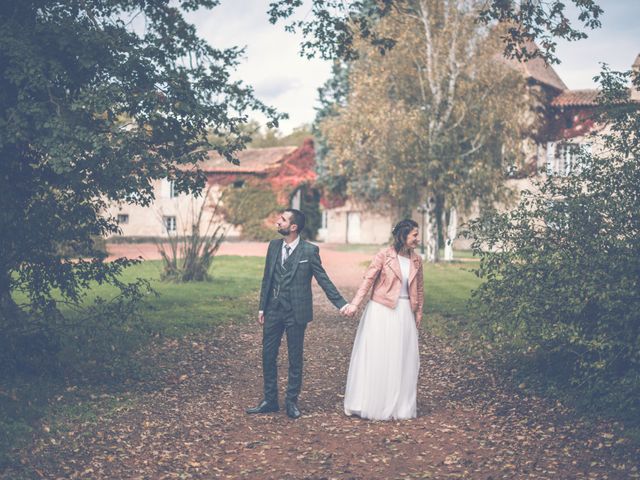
(106, 140, 317, 240)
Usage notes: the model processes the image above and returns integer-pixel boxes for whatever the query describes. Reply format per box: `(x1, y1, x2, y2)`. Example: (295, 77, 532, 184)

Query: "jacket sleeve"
(310, 245, 347, 310)
(416, 261, 424, 315)
(259, 241, 275, 311)
(350, 249, 385, 309)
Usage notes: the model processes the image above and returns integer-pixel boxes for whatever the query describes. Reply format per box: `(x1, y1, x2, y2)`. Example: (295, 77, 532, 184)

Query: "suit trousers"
(262, 303, 307, 405)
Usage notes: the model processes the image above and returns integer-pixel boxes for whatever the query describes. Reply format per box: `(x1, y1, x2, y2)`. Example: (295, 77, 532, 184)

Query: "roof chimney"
(632, 54, 640, 101)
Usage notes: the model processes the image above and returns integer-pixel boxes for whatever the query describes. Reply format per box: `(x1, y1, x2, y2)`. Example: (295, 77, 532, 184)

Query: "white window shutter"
(546, 142, 556, 175)
(160, 178, 170, 198)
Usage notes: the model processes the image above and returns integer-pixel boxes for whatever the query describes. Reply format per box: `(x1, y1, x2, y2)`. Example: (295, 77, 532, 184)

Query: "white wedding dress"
(344, 256, 420, 420)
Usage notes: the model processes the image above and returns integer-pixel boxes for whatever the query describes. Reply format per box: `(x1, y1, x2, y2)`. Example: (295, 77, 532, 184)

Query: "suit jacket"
(259, 238, 347, 324)
(351, 246, 424, 315)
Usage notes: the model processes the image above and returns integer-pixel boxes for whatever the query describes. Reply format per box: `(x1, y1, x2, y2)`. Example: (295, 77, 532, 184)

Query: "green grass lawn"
(422, 260, 483, 339)
(120, 256, 264, 335)
(11, 255, 266, 336)
(424, 261, 482, 318)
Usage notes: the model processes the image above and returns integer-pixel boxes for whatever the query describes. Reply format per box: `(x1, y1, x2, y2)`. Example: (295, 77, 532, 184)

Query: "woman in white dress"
(343, 219, 424, 420)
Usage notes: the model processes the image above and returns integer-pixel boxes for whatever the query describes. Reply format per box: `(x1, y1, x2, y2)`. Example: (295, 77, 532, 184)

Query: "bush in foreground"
(465, 66, 640, 418)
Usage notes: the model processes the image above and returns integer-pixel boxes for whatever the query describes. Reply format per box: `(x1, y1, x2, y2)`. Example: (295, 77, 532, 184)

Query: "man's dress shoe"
(286, 402, 301, 419)
(246, 400, 279, 414)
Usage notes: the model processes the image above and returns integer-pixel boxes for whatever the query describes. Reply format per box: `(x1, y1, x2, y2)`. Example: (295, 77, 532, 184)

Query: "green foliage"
(268, 0, 603, 64)
(250, 122, 312, 148)
(208, 120, 312, 148)
(55, 236, 108, 259)
(298, 186, 322, 241)
(314, 61, 350, 198)
(223, 184, 280, 241)
(0, 0, 281, 332)
(464, 66, 640, 418)
(2, 279, 152, 380)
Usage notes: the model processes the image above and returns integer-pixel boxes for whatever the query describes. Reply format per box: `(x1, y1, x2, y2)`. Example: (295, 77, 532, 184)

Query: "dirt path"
(4, 247, 639, 479)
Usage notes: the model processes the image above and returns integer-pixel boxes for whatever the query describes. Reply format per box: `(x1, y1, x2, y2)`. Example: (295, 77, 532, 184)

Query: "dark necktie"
(283, 245, 291, 265)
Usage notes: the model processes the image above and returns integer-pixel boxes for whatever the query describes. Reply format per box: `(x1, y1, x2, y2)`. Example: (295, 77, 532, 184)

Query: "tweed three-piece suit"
(259, 238, 347, 406)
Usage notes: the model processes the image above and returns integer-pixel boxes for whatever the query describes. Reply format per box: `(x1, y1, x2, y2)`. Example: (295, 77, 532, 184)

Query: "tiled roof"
(551, 89, 599, 107)
(501, 41, 568, 92)
(197, 145, 298, 173)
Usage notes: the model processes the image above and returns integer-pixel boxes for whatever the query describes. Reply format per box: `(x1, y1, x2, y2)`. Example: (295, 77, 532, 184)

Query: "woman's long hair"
(392, 219, 419, 252)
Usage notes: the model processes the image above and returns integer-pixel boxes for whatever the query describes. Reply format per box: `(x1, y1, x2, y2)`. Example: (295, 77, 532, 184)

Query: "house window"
(233, 180, 245, 189)
(163, 216, 177, 233)
(546, 141, 591, 176)
(321, 211, 328, 229)
(117, 214, 129, 224)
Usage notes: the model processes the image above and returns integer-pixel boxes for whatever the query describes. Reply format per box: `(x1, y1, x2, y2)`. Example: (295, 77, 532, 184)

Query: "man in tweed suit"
(246, 209, 351, 419)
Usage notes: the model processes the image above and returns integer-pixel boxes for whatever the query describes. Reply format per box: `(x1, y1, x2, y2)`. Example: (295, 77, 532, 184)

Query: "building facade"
(105, 142, 316, 240)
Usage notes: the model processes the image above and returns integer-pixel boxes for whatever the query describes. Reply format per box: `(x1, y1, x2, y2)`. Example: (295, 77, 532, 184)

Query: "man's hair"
(284, 208, 306, 234)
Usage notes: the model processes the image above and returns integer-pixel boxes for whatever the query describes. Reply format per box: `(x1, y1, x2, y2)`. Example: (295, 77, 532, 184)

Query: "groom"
(246, 209, 350, 419)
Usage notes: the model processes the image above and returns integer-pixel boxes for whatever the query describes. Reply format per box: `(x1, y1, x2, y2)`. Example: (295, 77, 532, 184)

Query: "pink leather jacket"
(351, 246, 424, 315)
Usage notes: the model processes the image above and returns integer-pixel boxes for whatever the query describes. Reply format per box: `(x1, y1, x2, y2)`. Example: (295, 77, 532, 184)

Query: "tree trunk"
(424, 195, 439, 263)
(444, 206, 458, 261)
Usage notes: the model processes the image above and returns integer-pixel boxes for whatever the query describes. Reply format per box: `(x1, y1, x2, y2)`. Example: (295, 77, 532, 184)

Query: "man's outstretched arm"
(310, 245, 347, 310)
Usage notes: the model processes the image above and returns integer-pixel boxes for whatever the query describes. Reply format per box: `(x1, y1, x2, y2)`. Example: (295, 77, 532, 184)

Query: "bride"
(342, 219, 423, 420)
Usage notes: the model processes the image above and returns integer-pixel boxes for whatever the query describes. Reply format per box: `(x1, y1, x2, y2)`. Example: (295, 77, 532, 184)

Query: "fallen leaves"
(2, 291, 639, 479)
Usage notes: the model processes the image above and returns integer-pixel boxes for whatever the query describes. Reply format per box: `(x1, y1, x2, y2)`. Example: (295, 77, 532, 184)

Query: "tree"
(317, 1, 534, 261)
(464, 66, 640, 415)
(313, 61, 351, 203)
(0, 1, 281, 325)
(268, 0, 603, 64)
(250, 123, 313, 148)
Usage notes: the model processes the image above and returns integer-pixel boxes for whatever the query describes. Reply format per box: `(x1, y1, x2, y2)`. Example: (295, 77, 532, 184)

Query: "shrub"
(156, 187, 228, 282)
(223, 183, 280, 241)
(464, 66, 640, 417)
(1, 280, 151, 380)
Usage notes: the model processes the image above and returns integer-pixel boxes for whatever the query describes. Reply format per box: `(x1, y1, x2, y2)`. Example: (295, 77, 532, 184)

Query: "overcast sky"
(186, 0, 639, 134)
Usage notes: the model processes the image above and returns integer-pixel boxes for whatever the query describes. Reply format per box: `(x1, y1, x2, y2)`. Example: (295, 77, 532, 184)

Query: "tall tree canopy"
(0, 0, 281, 321)
(316, 0, 535, 261)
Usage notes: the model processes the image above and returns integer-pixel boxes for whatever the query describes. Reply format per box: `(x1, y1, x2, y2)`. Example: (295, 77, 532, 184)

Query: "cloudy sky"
(186, 0, 639, 134)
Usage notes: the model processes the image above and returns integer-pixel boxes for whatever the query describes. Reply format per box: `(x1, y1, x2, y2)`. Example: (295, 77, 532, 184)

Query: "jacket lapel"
(269, 239, 283, 274)
(288, 238, 305, 277)
(385, 247, 402, 281)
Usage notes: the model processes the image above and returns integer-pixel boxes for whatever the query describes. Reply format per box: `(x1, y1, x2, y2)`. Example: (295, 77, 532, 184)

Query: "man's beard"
(278, 227, 290, 236)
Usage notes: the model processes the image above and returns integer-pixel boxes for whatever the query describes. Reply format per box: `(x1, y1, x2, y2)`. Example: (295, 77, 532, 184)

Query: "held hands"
(340, 303, 358, 318)
(257, 311, 265, 325)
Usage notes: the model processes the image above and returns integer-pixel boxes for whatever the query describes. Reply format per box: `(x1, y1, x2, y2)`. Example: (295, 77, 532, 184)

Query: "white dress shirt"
(282, 235, 300, 265)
